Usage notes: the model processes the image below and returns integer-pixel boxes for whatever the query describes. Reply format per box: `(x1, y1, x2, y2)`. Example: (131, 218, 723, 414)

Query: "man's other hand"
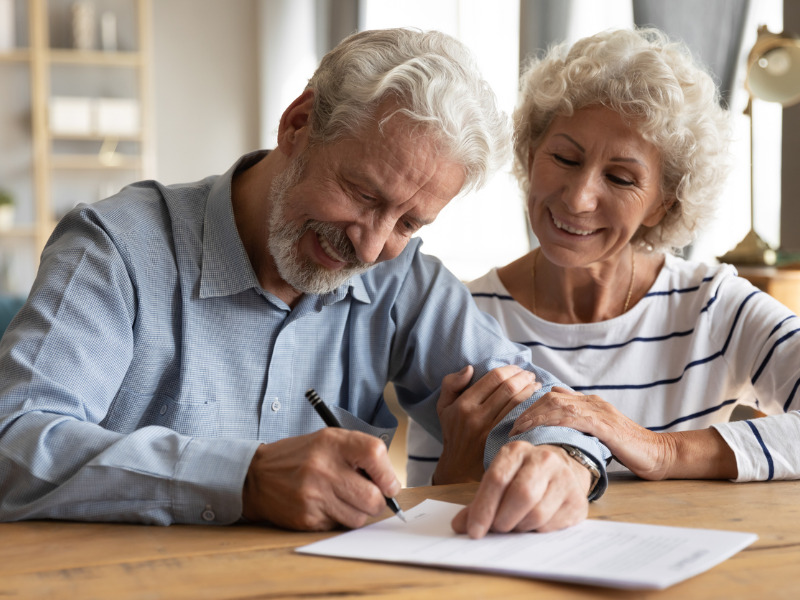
(451, 442, 591, 538)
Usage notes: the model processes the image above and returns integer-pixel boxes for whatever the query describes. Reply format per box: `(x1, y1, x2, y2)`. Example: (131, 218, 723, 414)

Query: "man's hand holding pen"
(242, 428, 402, 531)
(306, 389, 406, 521)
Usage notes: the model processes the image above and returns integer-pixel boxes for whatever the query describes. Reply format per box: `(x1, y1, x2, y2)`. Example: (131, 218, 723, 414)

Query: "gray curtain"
(633, 0, 751, 108)
(315, 0, 359, 55)
(519, 0, 573, 67)
(520, 1, 751, 106)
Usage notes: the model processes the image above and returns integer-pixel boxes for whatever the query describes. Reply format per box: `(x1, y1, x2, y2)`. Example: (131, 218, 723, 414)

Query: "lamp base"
(718, 229, 777, 266)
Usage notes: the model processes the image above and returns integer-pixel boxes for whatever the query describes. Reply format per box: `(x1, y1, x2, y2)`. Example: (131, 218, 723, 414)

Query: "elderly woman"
(407, 27, 800, 487)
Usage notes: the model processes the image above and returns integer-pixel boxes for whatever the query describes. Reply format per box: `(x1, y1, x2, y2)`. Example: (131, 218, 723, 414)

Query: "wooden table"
(2, 477, 799, 599)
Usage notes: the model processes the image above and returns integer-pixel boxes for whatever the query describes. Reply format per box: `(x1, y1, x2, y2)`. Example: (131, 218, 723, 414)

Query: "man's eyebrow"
(346, 173, 433, 228)
(553, 133, 649, 169)
(346, 172, 385, 199)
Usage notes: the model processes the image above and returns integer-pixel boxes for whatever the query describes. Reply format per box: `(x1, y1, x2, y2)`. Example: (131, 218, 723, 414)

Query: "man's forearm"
(0, 415, 259, 524)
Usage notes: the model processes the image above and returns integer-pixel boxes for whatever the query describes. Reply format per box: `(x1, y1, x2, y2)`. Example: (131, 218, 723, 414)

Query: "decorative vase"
(101, 11, 117, 52)
(72, 1, 96, 51)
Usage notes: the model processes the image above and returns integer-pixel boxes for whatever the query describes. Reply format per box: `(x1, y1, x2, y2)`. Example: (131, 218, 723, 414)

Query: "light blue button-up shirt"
(0, 152, 610, 525)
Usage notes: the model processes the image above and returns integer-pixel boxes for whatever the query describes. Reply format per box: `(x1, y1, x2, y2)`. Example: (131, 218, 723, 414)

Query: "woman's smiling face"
(527, 105, 668, 268)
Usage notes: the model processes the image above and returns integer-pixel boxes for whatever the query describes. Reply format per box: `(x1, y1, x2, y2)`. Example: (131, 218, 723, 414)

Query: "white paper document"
(297, 499, 757, 590)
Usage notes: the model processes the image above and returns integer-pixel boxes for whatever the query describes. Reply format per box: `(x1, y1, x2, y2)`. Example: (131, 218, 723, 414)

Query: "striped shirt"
(407, 255, 800, 486)
(0, 152, 610, 525)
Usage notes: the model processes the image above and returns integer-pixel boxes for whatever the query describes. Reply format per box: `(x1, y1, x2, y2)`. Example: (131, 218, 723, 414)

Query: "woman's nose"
(563, 172, 600, 213)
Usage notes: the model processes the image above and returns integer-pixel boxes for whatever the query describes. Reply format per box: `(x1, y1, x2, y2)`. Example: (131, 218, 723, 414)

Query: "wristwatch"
(559, 445, 601, 497)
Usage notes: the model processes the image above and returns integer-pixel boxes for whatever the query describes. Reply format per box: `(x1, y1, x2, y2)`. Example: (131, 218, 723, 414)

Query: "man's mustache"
(307, 221, 371, 268)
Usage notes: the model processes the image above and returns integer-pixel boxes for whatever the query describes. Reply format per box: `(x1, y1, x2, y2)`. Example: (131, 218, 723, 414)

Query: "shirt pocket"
(102, 388, 220, 438)
(327, 404, 397, 448)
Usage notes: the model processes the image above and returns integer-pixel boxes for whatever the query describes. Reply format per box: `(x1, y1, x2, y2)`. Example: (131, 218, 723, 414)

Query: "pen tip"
(396, 510, 407, 523)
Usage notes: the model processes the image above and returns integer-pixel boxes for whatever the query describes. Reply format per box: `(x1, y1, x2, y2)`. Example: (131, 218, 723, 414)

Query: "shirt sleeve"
(0, 209, 260, 525)
(389, 247, 611, 499)
(710, 276, 800, 481)
(405, 417, 440, 487)
(713, 412, 800, 481)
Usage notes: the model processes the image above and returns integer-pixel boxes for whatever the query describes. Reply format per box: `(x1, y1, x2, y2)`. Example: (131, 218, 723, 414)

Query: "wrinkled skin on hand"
(511, 386, 738, 481)
(242, 428, 401, 531)
(512, 386, 681, 480)
(433, 364, 541, 484)
(451, 441, 592, 538)
(431, 367, 592, 537)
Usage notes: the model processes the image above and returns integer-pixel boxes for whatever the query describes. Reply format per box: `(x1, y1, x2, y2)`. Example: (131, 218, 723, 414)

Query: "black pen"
(305, 388, 407, 522)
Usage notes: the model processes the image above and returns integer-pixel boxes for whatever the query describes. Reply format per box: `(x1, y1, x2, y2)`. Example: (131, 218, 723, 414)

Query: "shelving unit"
(0, 48, 30, 62)
(0, 0, 153, 295)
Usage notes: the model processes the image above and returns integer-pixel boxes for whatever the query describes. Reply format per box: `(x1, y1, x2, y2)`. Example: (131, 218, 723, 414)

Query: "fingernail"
(468, 522, 486, 539)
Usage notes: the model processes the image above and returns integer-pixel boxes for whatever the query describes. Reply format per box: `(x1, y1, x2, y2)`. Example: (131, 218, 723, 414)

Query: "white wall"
(151, 0, 260, 185)
(256, 0, 319, 149)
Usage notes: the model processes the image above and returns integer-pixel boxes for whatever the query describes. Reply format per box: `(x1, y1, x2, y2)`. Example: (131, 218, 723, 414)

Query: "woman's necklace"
(530, 246, 636, 316)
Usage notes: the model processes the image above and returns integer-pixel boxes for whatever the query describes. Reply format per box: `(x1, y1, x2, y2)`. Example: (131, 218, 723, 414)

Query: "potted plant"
(0, 188, 15, 230)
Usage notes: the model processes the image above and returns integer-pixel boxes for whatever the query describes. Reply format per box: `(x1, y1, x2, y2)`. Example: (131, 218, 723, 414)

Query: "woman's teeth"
(553, 216, 595, 236)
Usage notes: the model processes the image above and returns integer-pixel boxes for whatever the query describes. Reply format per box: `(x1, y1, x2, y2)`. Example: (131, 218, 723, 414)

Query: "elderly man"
(0, 29, 609, 537)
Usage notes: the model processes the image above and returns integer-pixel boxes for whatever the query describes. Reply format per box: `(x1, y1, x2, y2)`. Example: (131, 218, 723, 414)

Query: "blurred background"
(0, 0, 797, 297)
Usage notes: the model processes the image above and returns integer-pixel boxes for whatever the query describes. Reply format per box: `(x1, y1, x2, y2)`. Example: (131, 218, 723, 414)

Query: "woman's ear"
(643, 194, 676, 227)
(277, 89, 315, 157)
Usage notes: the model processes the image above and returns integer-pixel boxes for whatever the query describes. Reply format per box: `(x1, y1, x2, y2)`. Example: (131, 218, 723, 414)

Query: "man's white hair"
(307, 27, 511, 196)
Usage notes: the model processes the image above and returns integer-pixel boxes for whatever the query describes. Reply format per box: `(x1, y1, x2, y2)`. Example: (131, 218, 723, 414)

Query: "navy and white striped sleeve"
(712, 275, 800, 481)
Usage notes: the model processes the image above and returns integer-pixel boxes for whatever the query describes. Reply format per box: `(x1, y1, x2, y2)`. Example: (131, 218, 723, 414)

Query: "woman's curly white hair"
(514, 28, 733, 253)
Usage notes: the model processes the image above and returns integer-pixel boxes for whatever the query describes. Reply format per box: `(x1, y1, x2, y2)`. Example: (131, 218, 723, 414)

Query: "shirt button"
(201, 507, 216, 522)
(159, 405, 167, 415)
(271, 399, 281, 412)
(379, 433, 390, 443)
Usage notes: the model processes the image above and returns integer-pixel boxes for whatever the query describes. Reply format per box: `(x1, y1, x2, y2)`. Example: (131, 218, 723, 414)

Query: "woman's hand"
(510, 386, 675, 480)
(432, 365, 541, 485)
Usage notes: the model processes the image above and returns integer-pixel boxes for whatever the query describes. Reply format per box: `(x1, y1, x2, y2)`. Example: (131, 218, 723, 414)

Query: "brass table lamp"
(720, 25, 800, 266)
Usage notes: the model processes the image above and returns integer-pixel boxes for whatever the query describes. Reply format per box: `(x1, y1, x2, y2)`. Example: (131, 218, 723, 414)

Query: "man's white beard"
(267, 156, 374, 295)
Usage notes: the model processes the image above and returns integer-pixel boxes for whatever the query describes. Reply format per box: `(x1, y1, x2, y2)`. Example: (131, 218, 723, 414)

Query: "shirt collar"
(324, 276, 370, 306)
(199, 151, 265, 300)
(198, 151, 372, 307)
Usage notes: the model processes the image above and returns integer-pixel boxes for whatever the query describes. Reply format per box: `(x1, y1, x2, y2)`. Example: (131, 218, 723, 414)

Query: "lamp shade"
(746, 25, 800, 106)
